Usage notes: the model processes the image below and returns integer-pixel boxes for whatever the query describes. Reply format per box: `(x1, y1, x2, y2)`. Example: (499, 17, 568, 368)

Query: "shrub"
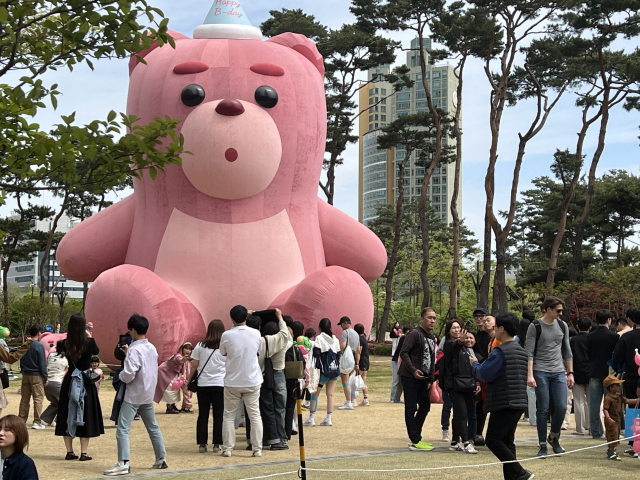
(373, 343, 393, 356)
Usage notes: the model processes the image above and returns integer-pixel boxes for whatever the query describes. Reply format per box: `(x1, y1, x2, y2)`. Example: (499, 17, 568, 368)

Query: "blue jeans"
(390, 360, 403, 402)
(533, 371, 567, 444)
(117, 402, 166, 463)
(441, 390, 452, 430)
(273, 370, 287, 443)
(589, 378, 606, 438)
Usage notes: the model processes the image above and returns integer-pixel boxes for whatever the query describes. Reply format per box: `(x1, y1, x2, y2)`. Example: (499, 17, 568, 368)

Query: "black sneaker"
(65, 452, 79, 461)
(515, 470, 535, 480)
(547, 434, 565, 454)
(474, 435, 485, 446)
(624, 447, 637, 457)
(270, 442, 289, 450)
(537, 445, 548, 458)
(79, 453, 92, 461)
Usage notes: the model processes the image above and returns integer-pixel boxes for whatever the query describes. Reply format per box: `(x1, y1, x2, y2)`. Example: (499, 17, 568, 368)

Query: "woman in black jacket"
(443, 318, 477, 454)
(0, 414, 38, 479)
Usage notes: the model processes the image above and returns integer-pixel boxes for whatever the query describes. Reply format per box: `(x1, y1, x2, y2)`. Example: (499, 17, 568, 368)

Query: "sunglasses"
(556, 309, 564, 313)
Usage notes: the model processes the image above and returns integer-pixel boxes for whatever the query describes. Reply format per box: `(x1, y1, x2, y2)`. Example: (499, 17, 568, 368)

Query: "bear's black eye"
(255, 85, 278, 108)
(181, 84, 205, 107)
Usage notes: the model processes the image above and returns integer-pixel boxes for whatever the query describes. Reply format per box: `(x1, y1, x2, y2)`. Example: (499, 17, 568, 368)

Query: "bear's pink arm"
(56, 196, 135, 283)
(317, 198, 387, 282)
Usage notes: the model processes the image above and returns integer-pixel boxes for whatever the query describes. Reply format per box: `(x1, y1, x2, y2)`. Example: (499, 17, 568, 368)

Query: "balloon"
(171, 375, 185, 391)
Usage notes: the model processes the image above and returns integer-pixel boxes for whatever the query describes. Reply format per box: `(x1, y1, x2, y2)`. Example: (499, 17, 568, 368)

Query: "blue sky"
(4, 0, 639, 248)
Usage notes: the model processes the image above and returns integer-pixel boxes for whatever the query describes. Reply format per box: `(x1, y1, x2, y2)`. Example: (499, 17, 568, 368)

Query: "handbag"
(0, 369, 9, 389)
(284, 346, 304, 380)
(82, 368, 101, 385)
(263, 338, 276, 389)
(625, 403, 640, 438)
(339, 334, 355, 374)
(188, 348, 216, 393)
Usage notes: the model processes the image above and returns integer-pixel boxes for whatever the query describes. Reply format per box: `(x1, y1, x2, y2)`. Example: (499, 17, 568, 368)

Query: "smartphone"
(252, 309, 279, 325)
(119, 334, 131, 347)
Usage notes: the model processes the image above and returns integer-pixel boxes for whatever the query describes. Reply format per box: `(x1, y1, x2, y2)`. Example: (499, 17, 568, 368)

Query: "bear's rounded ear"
(129, 30, 190, 76)
(266, 33, 325, 77)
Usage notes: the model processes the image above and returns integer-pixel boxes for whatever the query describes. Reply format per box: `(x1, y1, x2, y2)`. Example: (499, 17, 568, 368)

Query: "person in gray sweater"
(19, 325, 48, 429)
(525, 297, 573, 458)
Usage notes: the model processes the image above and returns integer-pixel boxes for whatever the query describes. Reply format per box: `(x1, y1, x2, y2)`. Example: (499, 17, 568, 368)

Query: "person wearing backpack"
(525, 296, 573, 458)
(337, 317, 361, 410)
(303, 318, 341, 427)
(398, 307, 437, 452)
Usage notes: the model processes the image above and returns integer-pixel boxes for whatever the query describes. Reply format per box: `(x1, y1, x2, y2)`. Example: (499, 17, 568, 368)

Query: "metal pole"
(296, 391, 306, 480)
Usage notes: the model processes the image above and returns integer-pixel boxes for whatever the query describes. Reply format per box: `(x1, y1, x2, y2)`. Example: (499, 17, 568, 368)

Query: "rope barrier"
(300, 435, 639, 473)
(233, 471, 298, 480)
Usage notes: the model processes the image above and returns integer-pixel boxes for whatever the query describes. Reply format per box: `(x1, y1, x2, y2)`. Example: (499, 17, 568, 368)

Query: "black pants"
(259, 383, 278, 444)
(485, 408, 527, 480)
(401, 376, 431, 444)
(196, 386, 224, 446)
(449, 389, 474, 444)
(476, 398, 487, 436)
(624, 380, 638, 446)
(284, 379, 299, 440)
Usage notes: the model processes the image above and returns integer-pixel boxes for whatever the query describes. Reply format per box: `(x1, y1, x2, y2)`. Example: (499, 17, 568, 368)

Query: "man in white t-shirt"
(220, 305, 264, 458)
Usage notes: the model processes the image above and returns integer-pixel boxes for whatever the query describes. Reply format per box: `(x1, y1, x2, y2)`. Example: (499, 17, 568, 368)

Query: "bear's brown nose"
(215, 99, 245, 116)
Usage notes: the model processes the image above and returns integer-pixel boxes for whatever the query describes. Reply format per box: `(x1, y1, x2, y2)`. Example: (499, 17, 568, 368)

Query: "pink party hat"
(194, 1, 262, 40)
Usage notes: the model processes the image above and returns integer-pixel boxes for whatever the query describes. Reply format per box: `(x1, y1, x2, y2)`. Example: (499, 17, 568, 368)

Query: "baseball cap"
(603, 375, 624, 389)
(473, 308, 489, 316)
(337, 316, 351, 326)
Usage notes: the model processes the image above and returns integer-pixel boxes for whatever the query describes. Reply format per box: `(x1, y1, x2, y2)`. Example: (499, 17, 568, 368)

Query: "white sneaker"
(31, 423, 45, 430)
(338, 401, 353, 410)
(212, 445, 221, 453)
(252, 450, 262, 457)
(222, 450, 232, 457)
(319, 417, 333, 426)
(442, 429, 451, 442)
(104, 462, 130, 476)
(359, 399, 370, 407)
(303, 417, 315, 427)
(449, 442, 463, 451)
(464, 443, 478, 454)
(151, 458, 168, 469)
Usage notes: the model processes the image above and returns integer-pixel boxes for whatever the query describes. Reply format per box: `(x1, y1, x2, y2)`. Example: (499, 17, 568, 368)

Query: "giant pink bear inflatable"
(56, 4, 387, 364)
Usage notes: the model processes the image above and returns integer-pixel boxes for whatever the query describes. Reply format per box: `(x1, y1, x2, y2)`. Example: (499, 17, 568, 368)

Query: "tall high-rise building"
(359, 37, 461, 226)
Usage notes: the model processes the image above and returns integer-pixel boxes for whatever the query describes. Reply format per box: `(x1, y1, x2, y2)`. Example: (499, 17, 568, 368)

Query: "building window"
(433, 99, 441, 107)
(396, 151, 406, 159)
(396, 102, 410, 110)
(15, 265, 34, 272)
(15, 276, 34, 283)
(433, 90, 442, 97)
(434, 204, 440, 212)
(442, 71, 448, 78)
(381, 106, 386, 113)
(433, 80, 441, 88)
(381, 99, 386, 105)
(416, 100, 428, 108)
(416, 91, 426, 99)
(381, 115, 386, 121)
(381, 88, 387, 95)
(397, 92, 411, 100)
(433, 71, 441, 78)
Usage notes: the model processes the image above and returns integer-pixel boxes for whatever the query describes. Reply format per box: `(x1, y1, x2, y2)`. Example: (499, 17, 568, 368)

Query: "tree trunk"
(416, 33, 443, 311)
(377, 154, 410, 343)
(2, 267, 9, 325)
(553, 87, 610, 287)
(449, 58, 465, 319)
(39, 192, 69, 297)
(479, 214, 491, 309)
(570, 99, 611, 281)
(492, 235, 509, 314)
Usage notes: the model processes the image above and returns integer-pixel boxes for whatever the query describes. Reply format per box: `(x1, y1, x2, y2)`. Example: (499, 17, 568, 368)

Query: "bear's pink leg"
(85, 265, 205, 365)
(270, 266, 374, 334)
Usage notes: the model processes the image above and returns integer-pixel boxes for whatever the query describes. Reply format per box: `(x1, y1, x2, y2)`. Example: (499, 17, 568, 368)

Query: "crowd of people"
(2, 305, 371, 477)
(2, 296, 640, 479)
(392, 297, 640, 480)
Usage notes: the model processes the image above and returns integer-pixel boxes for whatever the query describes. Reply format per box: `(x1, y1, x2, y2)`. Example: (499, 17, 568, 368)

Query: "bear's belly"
(154, 208, 306, 325)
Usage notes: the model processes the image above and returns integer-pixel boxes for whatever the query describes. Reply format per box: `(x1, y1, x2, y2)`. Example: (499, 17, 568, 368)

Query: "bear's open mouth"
(225, 148, 238, 162)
